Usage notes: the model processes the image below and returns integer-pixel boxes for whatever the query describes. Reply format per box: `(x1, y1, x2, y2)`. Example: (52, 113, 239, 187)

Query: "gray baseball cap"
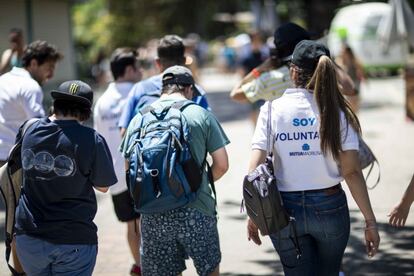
(162, 65, 200, 96)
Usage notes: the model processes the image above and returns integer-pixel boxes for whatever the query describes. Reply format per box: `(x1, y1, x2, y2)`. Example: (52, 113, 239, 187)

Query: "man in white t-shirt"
(93, 48, 142, 276)
(0, 40, 62, 163)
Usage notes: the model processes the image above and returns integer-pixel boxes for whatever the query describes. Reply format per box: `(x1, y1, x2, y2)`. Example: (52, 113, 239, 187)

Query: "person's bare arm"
(389, 174, 414, 227)
(0, 49, 13, 74)
(248, 149, 266, 173)
(339, 150, 380, 257)
(120, 127, 127, 138)
(210, 147, 229, 181)
(94, 186, 109, 193)
(230, 58, 274, 103)
(335, 63, 356, 96)
(246, 149, 267, 245)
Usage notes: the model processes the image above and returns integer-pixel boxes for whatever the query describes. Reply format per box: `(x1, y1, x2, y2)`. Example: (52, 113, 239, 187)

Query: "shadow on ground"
(222, 200, 414, 275)
(343, 211, 414, 275)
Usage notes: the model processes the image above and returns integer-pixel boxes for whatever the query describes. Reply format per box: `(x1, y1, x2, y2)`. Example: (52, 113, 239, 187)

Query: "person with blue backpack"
(120, 65, 229, 276)
(118, 35, 210, 136)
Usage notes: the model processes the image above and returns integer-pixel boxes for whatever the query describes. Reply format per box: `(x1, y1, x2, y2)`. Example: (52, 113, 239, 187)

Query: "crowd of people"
(0, 22, 413, 276)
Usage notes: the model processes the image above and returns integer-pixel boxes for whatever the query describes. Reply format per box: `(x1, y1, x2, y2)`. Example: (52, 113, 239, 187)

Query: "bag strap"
(266, 101, 273, 156)
(206, 163, 217, 209)
(366, 160, 381, 190)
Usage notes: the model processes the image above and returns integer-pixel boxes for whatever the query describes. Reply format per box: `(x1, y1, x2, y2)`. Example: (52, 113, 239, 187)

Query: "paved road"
(1, 72, 413, 275)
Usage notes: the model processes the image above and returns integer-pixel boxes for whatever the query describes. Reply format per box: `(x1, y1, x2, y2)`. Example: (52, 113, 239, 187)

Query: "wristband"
(364, 219, 377, 228)
(251, 68, 261, 78)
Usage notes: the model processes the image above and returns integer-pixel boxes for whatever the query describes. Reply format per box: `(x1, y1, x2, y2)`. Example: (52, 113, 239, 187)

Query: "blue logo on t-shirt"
(302, 143, 310, 151)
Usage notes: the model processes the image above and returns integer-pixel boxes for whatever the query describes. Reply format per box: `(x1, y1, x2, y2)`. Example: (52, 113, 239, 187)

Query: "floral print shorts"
(140, 207, 221, 276)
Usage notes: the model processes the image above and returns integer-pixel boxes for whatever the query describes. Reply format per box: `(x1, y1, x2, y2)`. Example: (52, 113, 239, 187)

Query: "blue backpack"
(126, 100, 207, 214)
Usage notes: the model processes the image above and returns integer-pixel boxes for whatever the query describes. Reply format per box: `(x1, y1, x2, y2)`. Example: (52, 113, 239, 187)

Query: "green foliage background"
(72, 0, 249, 66)
(72, 0, 414, 69)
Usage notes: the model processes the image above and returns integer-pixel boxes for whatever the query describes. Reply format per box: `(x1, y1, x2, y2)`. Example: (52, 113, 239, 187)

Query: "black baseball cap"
(162, 65, 200, 96)
(291, 40, 331, 71)
(274, 22, 310, 61)
(51, 80, 93, 108)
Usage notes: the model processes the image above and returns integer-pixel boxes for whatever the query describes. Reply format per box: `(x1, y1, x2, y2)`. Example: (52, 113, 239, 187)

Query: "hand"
(364, 226, 380, 258)
(388, 204, 410, 227)
(247, 218, 261, 245)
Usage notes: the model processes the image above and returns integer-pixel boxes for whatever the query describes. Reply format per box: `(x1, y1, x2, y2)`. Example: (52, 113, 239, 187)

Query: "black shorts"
(111, 190, 140, 222)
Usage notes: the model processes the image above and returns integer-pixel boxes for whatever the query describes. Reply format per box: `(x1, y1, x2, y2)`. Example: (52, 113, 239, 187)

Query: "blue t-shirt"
(118, 74, 210, 129)
(15, 118, 117, 244)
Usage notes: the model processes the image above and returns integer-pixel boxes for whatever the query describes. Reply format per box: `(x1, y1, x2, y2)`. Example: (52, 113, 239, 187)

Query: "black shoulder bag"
(242, 101, 301, 263)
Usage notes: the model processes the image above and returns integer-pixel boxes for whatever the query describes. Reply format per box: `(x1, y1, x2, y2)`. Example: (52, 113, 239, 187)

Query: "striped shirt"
(241, 66, 291, 103)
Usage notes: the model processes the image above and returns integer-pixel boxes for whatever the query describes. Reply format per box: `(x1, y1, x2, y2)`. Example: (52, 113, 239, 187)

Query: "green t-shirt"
(120, 95, 230, 216)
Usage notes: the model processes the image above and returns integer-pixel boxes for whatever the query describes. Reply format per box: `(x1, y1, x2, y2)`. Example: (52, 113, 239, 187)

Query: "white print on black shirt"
(22, 149, 76, 177)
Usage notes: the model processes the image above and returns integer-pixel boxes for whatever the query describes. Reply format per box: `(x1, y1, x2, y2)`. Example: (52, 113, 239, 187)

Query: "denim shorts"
(140, 207, 221, 276)
(270, 188, 350, 276)
(15, 234, 97, 276)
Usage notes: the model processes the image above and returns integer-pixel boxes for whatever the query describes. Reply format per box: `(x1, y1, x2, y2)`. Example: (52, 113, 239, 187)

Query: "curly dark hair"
(22, 40, 63, 67)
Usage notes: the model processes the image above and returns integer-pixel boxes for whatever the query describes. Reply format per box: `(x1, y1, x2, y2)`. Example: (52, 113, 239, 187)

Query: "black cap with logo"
(291, 40, 331, 71)
(51, 80, 93, 108)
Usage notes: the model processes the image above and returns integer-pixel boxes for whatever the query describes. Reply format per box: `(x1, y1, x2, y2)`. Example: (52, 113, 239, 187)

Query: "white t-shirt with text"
(251, 88, 359, 191)
(94, 82, 134, 195)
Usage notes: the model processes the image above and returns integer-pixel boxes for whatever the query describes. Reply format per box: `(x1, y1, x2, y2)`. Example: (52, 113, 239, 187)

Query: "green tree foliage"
(73, 0, 112, 61)
(73, 0, 249, 65)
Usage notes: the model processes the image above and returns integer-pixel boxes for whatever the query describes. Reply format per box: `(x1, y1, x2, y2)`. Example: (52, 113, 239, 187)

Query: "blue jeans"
(270, 188, 350, 276)
(15, 234, 97, 276)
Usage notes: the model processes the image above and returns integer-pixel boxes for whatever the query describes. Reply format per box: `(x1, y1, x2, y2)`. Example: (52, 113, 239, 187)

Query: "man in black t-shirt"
(14, 80, 117, 275)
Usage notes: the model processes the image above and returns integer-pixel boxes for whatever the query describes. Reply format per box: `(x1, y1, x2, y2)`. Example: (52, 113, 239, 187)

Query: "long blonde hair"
(304, 56, 361, 160)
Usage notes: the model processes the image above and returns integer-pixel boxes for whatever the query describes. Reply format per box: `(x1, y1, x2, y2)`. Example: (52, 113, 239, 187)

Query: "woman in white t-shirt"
(246, 40, 380, 275)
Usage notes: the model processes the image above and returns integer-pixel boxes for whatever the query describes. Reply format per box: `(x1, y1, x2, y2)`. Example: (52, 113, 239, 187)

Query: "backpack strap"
(139, 105, 155, 116)
(206, 162, 217, 209)
(171, 100, 195, 111)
